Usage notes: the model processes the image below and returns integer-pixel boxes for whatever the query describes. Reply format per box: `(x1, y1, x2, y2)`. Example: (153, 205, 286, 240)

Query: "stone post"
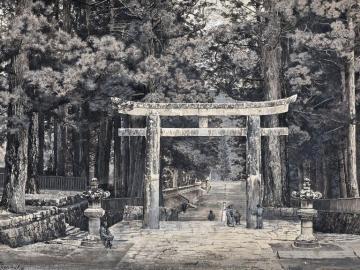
(246, 115, 261, 229)
(143, 114, 161, 229)
(221, 201, 227, 225)
(292, 178, 322, 248)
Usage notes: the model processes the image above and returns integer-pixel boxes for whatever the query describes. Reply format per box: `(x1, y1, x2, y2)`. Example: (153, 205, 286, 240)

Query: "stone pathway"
(2, 181, 360, 269)
(112, 219, 299, 270)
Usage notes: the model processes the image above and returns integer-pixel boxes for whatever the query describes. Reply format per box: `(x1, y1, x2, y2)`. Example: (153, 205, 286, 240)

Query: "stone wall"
(0, 208, 66, 248)
(59, 200, 88, 230)
(313, 198, 360, 234)
(314, 212, 360, 234)
(26, 194, 89, 231)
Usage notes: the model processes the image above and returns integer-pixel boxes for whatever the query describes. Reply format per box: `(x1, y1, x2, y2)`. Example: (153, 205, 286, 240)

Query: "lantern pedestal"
(81, 203, 105, 247)
(291, 178, 322, 249)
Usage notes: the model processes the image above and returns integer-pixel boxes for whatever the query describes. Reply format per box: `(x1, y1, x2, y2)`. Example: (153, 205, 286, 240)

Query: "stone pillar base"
(293, 233, 320, 248)
(293, 240, 321, 248)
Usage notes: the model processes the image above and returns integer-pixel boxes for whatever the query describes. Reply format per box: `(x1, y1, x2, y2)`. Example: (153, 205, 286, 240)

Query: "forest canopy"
(0, 0, 359, 213)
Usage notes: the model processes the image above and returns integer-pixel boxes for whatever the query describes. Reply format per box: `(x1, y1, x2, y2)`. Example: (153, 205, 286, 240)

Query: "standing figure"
(234, 210, 241, 225)
(181, 202, 188, 213)
(226, 205, 235, 227)
(208, 210, 215, 221)
(100, 220, 114, 249)
(256, 204, 264, 229)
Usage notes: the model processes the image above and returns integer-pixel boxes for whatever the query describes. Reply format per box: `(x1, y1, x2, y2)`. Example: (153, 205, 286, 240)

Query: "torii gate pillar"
(144, 114, 161, 229)
(246, 116, 261, 228)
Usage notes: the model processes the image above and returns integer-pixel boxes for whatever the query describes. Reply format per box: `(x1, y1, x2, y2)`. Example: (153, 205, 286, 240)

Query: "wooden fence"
(37, 175, 87, 191)
(0, 174, 87, 191)
(314, 198, 360, 214)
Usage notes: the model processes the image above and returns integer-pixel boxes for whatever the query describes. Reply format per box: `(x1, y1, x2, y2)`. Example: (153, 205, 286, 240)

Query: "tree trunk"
(88, 127, 97, 180)
(85, 0, 91, 35)
(128, 116, 145, 198)
(346, 14, 358, 197)
(55, 118, 66, 176)
(0, 0, 32, 213)
(95, 115, 113, 185)
(322, 153, 329, 199)
(63, 0, 71, 33)
(73, 107, 88, 178)
(26, 112, 40, 194)
(72, 122, 80, 177)
(120, 115, 130, 196)
(53, 117, 58, 174)
(338, 144, 348, 198)
(327, 148, 339, 198)
(315, 156, 322, 193)
(113, 114, 126, 197)
(37, 112, 44, 175)
(261, 0, 284, 206)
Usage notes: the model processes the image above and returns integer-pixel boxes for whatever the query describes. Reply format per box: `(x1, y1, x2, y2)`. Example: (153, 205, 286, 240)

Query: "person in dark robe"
(208, 210, 215, 221)
(234, 210, 241, 225)
(100, 220, 114, 249)
(226, 205, 235, 227)
(256, 204, 264, 229)
(181, 202, 188, 212)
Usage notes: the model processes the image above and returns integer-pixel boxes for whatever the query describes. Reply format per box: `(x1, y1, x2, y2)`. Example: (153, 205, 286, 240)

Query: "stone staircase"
(179, 181, 246, 222)
(47, 223, 88, 244)
(62, 224, 88, 240)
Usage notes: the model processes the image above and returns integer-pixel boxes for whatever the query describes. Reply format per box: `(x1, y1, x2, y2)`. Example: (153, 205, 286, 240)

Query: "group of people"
(225, 205, 242, 227)
(207, 204, 263, 229)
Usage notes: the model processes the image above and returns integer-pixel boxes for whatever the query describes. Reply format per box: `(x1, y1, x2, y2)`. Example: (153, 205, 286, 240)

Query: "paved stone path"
(2, 181, 360, 269)
(112, 219, 299, 270)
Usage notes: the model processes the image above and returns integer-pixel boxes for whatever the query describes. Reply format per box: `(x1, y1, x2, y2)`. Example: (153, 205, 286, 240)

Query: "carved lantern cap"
(82, 177, 110, 203)
(291, 178, 322, 200)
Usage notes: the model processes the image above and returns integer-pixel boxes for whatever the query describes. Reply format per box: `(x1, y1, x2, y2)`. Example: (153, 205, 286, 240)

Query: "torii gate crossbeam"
(112, 95, 297, 229)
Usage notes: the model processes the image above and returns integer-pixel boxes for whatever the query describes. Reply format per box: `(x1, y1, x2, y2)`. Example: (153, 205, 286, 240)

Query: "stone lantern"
(291, 177, 322, 248)
(81, 178, 110, 247)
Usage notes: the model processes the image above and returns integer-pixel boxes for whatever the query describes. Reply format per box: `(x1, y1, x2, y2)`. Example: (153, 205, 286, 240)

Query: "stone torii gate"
(112, 95, 297, 229)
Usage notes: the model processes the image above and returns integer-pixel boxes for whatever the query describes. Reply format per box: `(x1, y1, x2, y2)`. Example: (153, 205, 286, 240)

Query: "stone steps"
(61, 224, 88, 240)
(179, 181, 246, 222)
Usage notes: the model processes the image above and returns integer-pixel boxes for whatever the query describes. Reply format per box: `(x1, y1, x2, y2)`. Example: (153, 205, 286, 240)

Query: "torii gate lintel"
(112, 95, 297, 229)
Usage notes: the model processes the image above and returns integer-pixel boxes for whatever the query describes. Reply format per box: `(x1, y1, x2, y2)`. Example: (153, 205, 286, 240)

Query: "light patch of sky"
(202, 0, 251, 30)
